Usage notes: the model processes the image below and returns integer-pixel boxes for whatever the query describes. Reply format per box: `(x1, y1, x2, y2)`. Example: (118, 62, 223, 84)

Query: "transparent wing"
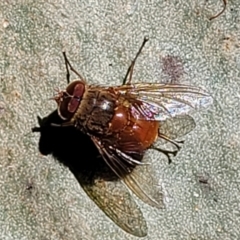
(159, 114, 196, 140)
(91, 137, 163, 209)
(117, 83, 213, 121)
(71, 167, 148, 237)
(123, 156, 164, 209)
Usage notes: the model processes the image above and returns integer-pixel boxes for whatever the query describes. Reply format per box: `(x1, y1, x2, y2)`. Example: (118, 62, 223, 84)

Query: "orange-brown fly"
(33, 37, 212, 237)
(54, 37, 212, 171)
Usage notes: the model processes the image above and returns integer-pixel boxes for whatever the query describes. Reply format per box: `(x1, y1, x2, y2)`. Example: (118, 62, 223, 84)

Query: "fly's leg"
(51, 122, 73, 127)
(63, 52, 85, 83)
(151, 132, 184, 164)
(158, 132, 184, 150)
(32, 115, 73, 131)
(150, 146, 178, 164)
(122, 37, 149, 85)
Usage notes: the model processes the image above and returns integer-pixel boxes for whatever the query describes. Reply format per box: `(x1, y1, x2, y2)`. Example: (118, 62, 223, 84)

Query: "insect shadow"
(32, 110, 149, 237)
(32, 110, 117, 181)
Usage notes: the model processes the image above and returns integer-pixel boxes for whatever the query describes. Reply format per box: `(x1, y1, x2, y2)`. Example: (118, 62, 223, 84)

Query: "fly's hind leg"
(122, 37, 149, 85)
(151, 146, 177, 164)
(151, 132, 184, 164)
(158, 132, 184, 151)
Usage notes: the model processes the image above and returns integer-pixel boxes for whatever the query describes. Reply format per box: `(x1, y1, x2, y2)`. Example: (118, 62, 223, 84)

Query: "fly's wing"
(71, 168, 148, 237)
(116, 83, 213, 121)
(122, 156, 164, 208)
(159, 114, 196, 140)
(91, 137, 163, 209)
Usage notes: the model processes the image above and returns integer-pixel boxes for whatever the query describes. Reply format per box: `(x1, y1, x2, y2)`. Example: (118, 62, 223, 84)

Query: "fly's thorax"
(73, 87, 119, 135)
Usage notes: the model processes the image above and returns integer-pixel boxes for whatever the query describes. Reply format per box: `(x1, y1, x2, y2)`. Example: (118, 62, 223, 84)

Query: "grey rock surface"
(0, 0, 240, 239)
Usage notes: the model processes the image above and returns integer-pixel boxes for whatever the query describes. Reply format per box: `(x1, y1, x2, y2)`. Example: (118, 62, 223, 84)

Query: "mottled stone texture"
(0, 1, 240, 239)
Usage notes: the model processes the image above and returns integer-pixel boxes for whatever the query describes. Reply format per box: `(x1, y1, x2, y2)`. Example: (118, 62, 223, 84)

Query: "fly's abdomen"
(109, 104, 159, 152)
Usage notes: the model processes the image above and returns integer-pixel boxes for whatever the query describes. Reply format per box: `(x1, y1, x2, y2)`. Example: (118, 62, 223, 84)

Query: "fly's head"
(54, 80, 85, 121)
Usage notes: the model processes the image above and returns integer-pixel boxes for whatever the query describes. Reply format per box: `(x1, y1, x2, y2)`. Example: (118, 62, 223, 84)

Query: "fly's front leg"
(63, 52, 85, 83)
(122, 37, 149, 85)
